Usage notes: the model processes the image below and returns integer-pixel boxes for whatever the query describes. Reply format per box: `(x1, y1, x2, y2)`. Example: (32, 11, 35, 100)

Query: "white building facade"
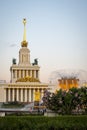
(0, 19, 48, 103)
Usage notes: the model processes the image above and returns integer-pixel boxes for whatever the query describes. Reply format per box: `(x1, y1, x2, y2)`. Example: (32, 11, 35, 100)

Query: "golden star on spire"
(23, 18, 26, 26)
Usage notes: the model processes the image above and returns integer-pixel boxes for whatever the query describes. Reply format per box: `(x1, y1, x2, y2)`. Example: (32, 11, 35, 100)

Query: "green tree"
(43, 87, 87, 115)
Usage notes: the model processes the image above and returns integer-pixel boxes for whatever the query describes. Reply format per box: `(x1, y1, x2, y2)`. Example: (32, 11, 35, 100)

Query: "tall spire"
(21, 18, 28, 47)
(23, 18, 26, 41)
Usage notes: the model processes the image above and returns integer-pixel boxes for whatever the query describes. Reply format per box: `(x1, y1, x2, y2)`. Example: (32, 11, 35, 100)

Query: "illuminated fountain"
(49, 69, 87, 91)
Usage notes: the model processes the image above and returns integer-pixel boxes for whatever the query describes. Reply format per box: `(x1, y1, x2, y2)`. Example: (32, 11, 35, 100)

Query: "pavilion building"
(0, 19, 48, 103)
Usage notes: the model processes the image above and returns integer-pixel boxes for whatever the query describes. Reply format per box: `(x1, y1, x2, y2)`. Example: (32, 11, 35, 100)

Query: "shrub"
(43, 87, 87, 115)
(0, 116, 87, 130)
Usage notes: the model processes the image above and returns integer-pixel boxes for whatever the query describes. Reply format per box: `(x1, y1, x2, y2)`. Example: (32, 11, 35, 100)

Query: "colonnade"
(13, 70, 39, 78)
(11, 69, 39, 82)
(5, 88, 44, 102)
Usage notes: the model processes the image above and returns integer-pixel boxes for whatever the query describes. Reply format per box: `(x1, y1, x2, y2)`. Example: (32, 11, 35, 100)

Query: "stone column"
(23, 89, 25, 102)
(21, 89, 23, 102)
(33, 89, 35, 102)
(16, 88, 19, 101)
(29, 89, 31, 102)
(19, 89, 21, 102)
(27, 89, 29, 102)
(8, 88, 10, 102)
(25, 89, 27, 102)
(12, 89, 14, 101)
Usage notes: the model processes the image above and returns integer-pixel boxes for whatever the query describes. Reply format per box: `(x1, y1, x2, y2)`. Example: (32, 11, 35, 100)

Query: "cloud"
(9, 44, 17, 47)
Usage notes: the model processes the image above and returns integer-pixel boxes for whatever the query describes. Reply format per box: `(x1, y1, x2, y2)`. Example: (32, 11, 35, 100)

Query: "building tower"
(10, 19, 40, 83)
